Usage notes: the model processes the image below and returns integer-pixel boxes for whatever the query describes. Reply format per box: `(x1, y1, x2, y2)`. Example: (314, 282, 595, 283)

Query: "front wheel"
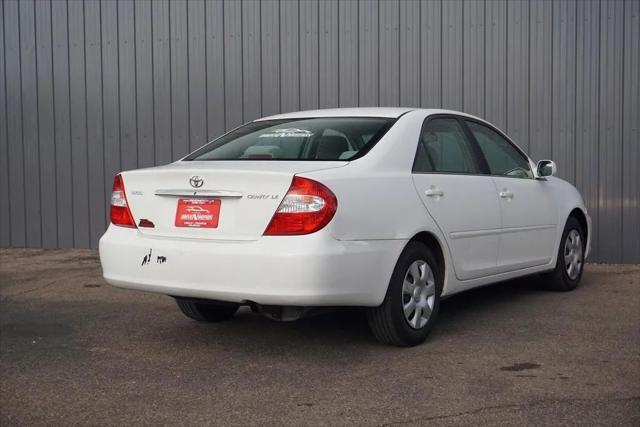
(175, 298, 239, 322)
(541, 216, 585, 291)
(367, 242, 442, 346)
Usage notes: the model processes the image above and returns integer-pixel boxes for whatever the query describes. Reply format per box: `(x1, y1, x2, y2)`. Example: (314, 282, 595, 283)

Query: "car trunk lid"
(120, 161, 346, 241)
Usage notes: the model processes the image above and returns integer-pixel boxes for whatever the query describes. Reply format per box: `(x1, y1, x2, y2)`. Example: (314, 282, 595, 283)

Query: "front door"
(464, 120, 558, 272)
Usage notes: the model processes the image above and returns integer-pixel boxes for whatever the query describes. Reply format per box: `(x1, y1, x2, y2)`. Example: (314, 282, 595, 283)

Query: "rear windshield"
(184, 117, 395, 161)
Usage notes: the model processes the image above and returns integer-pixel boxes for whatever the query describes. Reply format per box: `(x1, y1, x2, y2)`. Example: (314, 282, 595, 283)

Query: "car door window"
(466, 121, 533, 179)
(413, 118, 479, 174)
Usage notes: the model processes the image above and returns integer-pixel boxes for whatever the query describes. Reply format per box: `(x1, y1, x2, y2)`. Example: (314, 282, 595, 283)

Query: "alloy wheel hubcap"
(564, 229, 583, 280)
(402, 260, 436, 329)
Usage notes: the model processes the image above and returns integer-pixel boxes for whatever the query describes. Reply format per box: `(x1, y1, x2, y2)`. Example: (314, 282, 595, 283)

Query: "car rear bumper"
(99, 225, 404, 307)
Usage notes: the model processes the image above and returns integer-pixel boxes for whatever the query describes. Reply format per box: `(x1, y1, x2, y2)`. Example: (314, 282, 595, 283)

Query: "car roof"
(256, 107, 482, 121)
(256, 107, 413, 120)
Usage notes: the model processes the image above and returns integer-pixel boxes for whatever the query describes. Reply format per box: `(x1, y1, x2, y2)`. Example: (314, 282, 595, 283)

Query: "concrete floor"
(1, 249, 639, 426)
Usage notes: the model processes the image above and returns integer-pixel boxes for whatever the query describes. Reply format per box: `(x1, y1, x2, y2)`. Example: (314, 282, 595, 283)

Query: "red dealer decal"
(175, 199, 221, 228)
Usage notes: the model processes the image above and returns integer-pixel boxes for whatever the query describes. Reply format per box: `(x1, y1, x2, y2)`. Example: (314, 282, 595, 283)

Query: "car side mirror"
(537, 160, 557, 178)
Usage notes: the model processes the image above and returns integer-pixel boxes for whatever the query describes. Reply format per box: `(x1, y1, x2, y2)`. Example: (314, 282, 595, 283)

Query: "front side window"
(466, 121, 533, 179)
(413, 118, 479, 174)
(185, 117, 395, 161)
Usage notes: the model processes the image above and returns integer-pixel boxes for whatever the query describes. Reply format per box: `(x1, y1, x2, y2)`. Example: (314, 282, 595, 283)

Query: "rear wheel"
(367, 242, 442, 346)
(541, 216, 585, 291)
(175, 298, 239, 322)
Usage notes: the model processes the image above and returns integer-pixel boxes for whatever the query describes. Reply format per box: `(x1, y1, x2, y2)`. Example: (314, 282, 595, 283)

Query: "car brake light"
(110, 174, 137, 228)
(264, 176, 337, 235)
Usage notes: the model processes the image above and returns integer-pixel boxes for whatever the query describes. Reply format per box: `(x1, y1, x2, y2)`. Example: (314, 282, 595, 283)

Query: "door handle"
(499, 189, 514, 199)
(425, 187, 444, 197)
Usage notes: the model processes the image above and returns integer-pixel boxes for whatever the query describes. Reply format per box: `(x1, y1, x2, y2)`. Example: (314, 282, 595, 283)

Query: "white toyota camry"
(99, 108, 590, 346)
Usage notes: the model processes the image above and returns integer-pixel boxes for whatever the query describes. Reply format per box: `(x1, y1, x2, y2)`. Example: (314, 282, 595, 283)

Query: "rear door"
(412, 117, 501, 280)
(464, 120, 558, 271)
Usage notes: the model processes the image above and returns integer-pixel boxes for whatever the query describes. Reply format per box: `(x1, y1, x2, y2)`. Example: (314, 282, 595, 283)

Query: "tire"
(175, 298, 239, 322)
(367, 242, 442, 346)
(541, 216, 585, 292)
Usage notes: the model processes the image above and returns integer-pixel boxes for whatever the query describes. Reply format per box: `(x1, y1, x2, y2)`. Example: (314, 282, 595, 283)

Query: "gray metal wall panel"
(51, 0, 74, 248)
(597, 0, 624, 263)
(299, 0, 319, 111)
(242, 0, 263, 119)
(575, 0, 601, 260)
(338, 0, 357, 107)
(206, 0, 226, 138)
(506, 0, 529, 152)
(528, 0, 553, 162)
(101, 0, 120, 227)
(5, 0, 26, 247)
(420, 0, 441, 108)
(484, 0, 507, 130)
(189, 0, 207, 151)
(400, 0, 419, 107)
(258, 0, 278, 115)
(119, 0, 138, 170)
(358, 0, 378, 107)
(85, 0, 106, 248)
(152, 0, 172, 165)
(319, 0, 338, 108)
(280, 0, 299, 112)
(68, 0, 90, 248)
(169, 0, 189, 158)
(35, 0, 57, 248)
(622, 0, 640, 263)
(551, 0, 577, 183)
(19, 0, 41, 247)
(462, 0, 485, 117)
(1, 0, 637, 262)
(260, 0, 280, 116)
(0, 0, 10, 246)
(379, 0, 399, 106)
(135, 0, 155, 168)
(441, 0, 462, 110)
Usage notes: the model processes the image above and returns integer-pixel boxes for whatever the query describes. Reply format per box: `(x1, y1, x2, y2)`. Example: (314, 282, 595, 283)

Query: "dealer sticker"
(175, 199, 221, 228)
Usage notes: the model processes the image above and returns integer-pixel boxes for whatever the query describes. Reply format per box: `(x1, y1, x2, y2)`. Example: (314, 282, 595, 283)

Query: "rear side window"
(465, 121, 533, 179)
(413, 118, 479, 174)
(185, 117, 395, 161)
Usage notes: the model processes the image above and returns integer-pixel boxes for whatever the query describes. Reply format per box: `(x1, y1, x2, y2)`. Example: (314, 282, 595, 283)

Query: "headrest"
(242, 145, 282, 159)
(316, 135, 349, 160)
(422, 131, 438, 145)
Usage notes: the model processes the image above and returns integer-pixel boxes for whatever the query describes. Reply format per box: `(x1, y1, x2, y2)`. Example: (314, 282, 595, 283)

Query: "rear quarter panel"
(301, 111, 458, 295)
(302, 111, 436, 241)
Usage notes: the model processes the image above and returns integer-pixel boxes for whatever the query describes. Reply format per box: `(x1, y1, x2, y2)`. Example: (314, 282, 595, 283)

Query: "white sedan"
(99, 108, 590, 346)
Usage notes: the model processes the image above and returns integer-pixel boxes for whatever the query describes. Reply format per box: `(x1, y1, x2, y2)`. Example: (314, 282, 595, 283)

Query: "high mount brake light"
(264, 176, 337, 235)
(110, 174, 137, 228)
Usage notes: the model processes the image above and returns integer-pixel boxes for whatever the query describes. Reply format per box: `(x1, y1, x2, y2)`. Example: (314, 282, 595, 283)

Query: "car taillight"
(110, 174, 136, 228)
(264, 176, 337, 235)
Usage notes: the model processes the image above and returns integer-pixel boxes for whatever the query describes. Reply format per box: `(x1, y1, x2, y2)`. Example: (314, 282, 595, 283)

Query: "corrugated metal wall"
(0, 0, 638, 262)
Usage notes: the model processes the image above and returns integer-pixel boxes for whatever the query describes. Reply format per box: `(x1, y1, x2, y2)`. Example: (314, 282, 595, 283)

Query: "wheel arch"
(407, 231, 447, 291)
(568, 207, 588, 243)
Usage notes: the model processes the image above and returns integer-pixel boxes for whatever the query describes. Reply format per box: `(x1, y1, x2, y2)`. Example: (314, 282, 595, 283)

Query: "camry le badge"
(189, 176, 204, 188)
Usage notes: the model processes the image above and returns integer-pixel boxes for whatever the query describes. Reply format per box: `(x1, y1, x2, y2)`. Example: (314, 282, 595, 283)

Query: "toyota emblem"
(189, 176, 204, 188)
